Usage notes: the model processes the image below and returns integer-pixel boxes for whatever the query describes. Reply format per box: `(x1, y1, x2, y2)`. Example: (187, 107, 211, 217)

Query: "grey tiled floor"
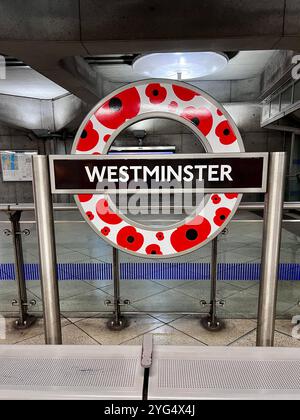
(1, 315, 300, 348)
(0, 213, 300, 346)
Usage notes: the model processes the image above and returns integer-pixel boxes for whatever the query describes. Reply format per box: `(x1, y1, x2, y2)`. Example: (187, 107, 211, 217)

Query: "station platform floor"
(1, 315, 300, 348)
(0, 210, 300, 347)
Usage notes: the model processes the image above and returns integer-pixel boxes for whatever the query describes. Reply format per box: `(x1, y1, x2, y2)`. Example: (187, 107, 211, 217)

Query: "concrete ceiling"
(0, 0, 299, 106)
(92, 51, 277, 83)
(0, 0, 298, 133)
(0, 50, 277, 100)
(0, 68, 68, 99)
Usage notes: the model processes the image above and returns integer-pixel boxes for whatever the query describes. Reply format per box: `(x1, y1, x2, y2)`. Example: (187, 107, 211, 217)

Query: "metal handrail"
(0, 201, 300, 212)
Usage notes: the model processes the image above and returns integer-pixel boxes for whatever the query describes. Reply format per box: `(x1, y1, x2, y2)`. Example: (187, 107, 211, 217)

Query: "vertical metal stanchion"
(107, 247, 128, 330)
(7, 210, 36, 329)
(32, 155, 62, 344)
(257, 152, 287, 347)
(201, 236, 225, 331)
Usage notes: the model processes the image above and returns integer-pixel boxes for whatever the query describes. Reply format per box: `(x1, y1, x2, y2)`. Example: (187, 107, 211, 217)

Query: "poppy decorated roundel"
(72, 79, 244, 258)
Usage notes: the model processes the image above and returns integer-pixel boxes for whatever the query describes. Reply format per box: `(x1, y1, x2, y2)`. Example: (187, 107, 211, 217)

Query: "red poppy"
(103, 134, 110, 143)
(86, 211, 94, 221)
(172, 85, 199, 101)
(77, 121, 99, 152)
(78, 194, 93, 203)
(211, 194, 221, 204)
(168, 101, 178, 111)
(145, 244, 162, 255)
(225, 193, 238, 199)
(215, 121, 237, 145)
(145, 83, 167, 104)
(101, 226, 110, 236)
(96, 198, 122, 225)
(95, 87, 141, 129)
(156, 232, 164, 241)
(213, 207, 231, 226)
(116, 226, 144, 251)
(181, 106, 213, 136)
(217, 109, 223, 116)
(170, 216, 211, 252)
(93, 152, 101, 155)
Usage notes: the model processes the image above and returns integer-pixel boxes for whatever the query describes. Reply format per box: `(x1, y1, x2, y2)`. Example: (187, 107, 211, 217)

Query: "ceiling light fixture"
(132, 52, 228, 80)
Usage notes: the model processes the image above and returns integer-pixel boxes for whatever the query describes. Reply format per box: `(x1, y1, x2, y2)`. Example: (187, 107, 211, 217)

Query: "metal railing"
(1, 197, 300, 341)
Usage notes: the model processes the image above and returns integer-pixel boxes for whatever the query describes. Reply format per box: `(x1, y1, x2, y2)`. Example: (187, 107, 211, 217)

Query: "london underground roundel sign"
(71, 79, 245, 258)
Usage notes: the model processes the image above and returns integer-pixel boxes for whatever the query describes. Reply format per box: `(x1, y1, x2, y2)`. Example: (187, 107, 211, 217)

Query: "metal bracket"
(200, 299, 225, 307)
(104, 298, 131, 307)
(3, 229, 30, 236)
(11, 299, 37, 307)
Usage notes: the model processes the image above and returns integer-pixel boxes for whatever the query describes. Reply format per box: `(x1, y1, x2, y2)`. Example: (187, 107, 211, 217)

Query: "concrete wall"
(0, 123, 42, 203)
(0, 123, 73, 203)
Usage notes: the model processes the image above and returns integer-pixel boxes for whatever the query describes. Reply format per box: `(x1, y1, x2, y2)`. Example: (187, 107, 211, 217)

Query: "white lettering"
(220, 165, 233, 181)
(194, 165, 207, 181)
(119, 166, 129, 182)
(166, 165, 182, 182)
(208, 165, 219, 181)
(85, 166, 106, 183)
(143, 166, 160, 182)
(131, 166, 142, 181)
(107, 166, 118, 182)
(183, 165, 193, 182)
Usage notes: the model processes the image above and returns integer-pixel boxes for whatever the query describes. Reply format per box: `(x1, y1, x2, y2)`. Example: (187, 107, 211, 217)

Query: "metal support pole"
(32, 155, 62, 344)
(201, 236, 225, 331)
(107, 247, 128, 330)
(8, 211, 36, 329)
(257, 152, 287, 347)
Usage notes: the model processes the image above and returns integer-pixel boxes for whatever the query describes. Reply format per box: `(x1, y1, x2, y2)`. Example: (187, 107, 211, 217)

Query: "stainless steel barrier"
(0, 153, 299, 345)
(32, 155, 62, 345)
(257, 153, 287, 346)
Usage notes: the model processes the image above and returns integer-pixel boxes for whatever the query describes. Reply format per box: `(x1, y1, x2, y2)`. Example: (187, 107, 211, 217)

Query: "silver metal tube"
(210, 237, 218, 325)
(0, 202, 300, 212)
(107, 247, 128, 330)
(9, 211, 28, 325)
(257, 152, 287, 347)
(113, 247, 121, 323)
(32, 155, 62, 344)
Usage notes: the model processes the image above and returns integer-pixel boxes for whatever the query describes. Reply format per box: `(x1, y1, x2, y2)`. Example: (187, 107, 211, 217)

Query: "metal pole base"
(201, 315, 225, 332)
(107, 316, 129, 331)
(13, 314, 37, 330)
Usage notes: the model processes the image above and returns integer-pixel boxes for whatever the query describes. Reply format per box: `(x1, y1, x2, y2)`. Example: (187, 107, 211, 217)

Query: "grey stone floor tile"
(230, 329, 300, 348)
(149, 280, 190, 289)
(226, 280, 259, 290)
(173, 280, 242, 300)
(0, 289, 42, 312)
(26, 280, 97, 300)
(16, 323, 99, 345)
(247, 281, 300, 306)
(75, 315, 163, 345)
(149, 313, 186, 323)
(275, 319, 298, 337)
(103, 280, 168, 303)
(170, 316, 257, 346)
(61, 312, 102, 322)
(59, 288, 114, 313)
(0, 281, 17, 294)
(222, 288, 294, 318)
(132, 289, 202, 313)
(122, 325, 205, 345)
(281, 304, 300, 318)
(83, 280, 113, 289)
(0, 317, 69, 344)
